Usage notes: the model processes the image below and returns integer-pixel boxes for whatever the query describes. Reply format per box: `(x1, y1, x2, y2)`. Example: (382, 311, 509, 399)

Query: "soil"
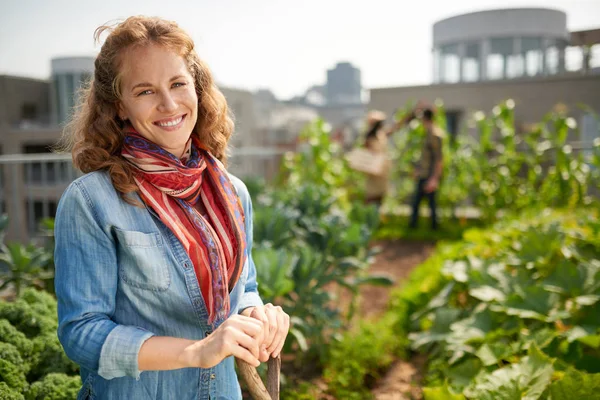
(311, 240, 436, 399)
(363, 240, 435, 400)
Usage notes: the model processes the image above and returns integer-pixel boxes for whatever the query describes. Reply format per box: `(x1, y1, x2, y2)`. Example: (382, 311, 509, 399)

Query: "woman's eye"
(172, 82, 186, 88)
(137, 89, 153, 96)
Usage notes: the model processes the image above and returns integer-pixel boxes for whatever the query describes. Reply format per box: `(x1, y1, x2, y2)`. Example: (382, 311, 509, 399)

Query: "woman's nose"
(158, 92, 178, 113)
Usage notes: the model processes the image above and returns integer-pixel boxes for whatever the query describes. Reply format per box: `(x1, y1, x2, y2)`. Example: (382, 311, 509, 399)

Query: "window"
(591, 44, 600, 69)
(487, 38, 513, 80)
(22, 144, 65, 184)
(433, 47, 441, 83)
(21, 103, 37, 120)
(565, 46, 583, 72)
(462, 43, 480, 82)
(546, 46, 559, 75)
(522, 37, 543, 77)
(26, 200, 58, 234)
(440, 44, 460, 83)
(507, 53, 524, 78)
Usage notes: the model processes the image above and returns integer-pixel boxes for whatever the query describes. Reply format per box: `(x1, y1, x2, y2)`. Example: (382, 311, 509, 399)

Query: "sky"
(1, 0, 599, 100)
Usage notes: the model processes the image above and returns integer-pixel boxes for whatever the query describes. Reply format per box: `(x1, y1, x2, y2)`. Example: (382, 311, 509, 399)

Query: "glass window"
(487, 38, 513, 80)
(433, 47, 441, 83)
(462, 43, 480, 82)
(522, 37, 543, 76)
(546, 40, 559, 75)
(441, 44, 460, 83)
(565, 46, 583, 72)
(507, 53, 524, 78)
(591, 44, 600, 69)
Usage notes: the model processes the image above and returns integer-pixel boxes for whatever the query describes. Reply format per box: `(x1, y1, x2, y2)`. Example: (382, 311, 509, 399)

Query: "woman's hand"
(183, 314, 264, 369)
(242, 304, 290, 361)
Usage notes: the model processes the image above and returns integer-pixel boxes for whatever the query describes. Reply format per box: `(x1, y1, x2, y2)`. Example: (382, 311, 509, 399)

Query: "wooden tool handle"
(236, 356, 281, 400)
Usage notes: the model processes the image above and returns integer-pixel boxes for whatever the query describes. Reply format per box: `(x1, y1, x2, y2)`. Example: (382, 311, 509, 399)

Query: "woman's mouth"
(154, 114, 186, 130)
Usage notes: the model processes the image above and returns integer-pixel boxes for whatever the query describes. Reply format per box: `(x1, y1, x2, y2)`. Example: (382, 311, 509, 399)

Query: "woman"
(362, 110, 392, 208)
(54, 16, 289, 399)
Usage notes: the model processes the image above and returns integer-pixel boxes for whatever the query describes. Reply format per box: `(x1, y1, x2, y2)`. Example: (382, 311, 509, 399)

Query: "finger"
(248, 307, 268, 345)
(221, 323, 261, 361)
(264, 304, 278, 348)
(234, 327, 263, 361)
(269, 309, 290, 357)
(231, 343, 260, 367)
(234, 314, 264, 337)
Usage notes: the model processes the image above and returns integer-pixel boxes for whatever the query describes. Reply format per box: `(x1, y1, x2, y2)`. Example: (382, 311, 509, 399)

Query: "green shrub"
(0, 296, 57, 338)
(0, 342, 24, 370)
(25, 373, 80, 400)
(0, 382, 25, 400)
(324, 314, 399, 399)
(29, 334, 78, 381)
(0, 359, 28, 393)
(0, 319, 33, 362)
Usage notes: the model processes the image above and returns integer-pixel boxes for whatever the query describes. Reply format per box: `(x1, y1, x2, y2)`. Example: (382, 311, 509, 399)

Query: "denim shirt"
(54, 170, 263, 400)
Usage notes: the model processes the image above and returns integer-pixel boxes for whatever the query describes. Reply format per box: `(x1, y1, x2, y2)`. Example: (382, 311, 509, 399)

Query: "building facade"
(433, 8, 570, 83)
(371, 8, 600, 141)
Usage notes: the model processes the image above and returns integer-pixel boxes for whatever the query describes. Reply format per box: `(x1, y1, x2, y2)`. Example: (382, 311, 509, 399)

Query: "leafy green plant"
(404, 209, 600, 398)
(386, 101, 599, 225)
(0, 243, 52, 297)
(25, 373, 80, 400)
(0, 289, 79, 397)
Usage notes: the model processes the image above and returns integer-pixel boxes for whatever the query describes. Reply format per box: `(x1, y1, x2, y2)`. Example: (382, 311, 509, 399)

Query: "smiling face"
(117, 44, 198, 158)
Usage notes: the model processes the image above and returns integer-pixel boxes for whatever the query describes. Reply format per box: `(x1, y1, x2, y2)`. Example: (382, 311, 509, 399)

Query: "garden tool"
(236, 355, 281, 400)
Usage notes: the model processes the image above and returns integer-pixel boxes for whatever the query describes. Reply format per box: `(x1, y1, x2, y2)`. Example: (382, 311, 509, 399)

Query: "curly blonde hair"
(60, 16, 234, 201)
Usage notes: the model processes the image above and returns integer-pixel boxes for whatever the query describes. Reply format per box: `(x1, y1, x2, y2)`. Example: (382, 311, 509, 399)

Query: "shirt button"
(210, 373, 216, 380)
(183, 262, 190, 269)
(194, 299, 201, 307)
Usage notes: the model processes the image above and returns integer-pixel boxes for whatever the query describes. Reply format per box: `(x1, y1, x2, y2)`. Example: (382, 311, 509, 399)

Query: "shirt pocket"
(114, 228, 171, 291)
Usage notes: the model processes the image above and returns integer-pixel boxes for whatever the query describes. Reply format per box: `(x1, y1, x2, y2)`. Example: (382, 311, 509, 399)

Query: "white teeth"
(157, 116, 183, 127)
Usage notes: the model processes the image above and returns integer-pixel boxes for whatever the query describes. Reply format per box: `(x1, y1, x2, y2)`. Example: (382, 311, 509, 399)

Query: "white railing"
(0, 148, 287, 243)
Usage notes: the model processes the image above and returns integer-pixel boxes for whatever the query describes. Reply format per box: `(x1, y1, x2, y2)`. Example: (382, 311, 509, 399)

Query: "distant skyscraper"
(326, 62, 362, 105)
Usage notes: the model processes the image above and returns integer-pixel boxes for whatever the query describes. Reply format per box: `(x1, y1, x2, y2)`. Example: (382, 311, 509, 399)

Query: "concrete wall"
(369, 74, 600, 135)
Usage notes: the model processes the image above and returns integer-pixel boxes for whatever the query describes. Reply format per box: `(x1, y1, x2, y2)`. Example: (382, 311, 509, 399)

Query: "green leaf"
(352, 274, 394, 287)
(469, 285, 506, 302)
(423, 383, 465, 400)
(465, 344, 554, 400)
(476, 342, 517, 366)
(549, 369, 600, 400)
(574, 295, 600, 306)
(566, 326, 600, 349)
(446, 358, 482, 388)
(492, 287, 560, 322)
(443, 260, 469, 282)
(522, 344, 555, 400)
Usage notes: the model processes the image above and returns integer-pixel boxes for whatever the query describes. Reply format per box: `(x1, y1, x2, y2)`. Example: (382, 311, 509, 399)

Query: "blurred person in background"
(362, 110, 393, 209)
(54, 16, 288, 400)
(406, 106, 444, 230)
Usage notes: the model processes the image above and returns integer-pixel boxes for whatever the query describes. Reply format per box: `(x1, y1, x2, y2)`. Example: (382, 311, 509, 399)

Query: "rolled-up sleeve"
(55, 182, 154, 380)
(235, 181, 264, 312)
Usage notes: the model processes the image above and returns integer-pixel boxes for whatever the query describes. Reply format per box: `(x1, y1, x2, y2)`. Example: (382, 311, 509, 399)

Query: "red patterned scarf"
(122, 130, 246, 326)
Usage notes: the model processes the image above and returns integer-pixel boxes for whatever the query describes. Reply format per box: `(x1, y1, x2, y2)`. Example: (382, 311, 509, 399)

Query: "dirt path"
(361, 240, 436, 400)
